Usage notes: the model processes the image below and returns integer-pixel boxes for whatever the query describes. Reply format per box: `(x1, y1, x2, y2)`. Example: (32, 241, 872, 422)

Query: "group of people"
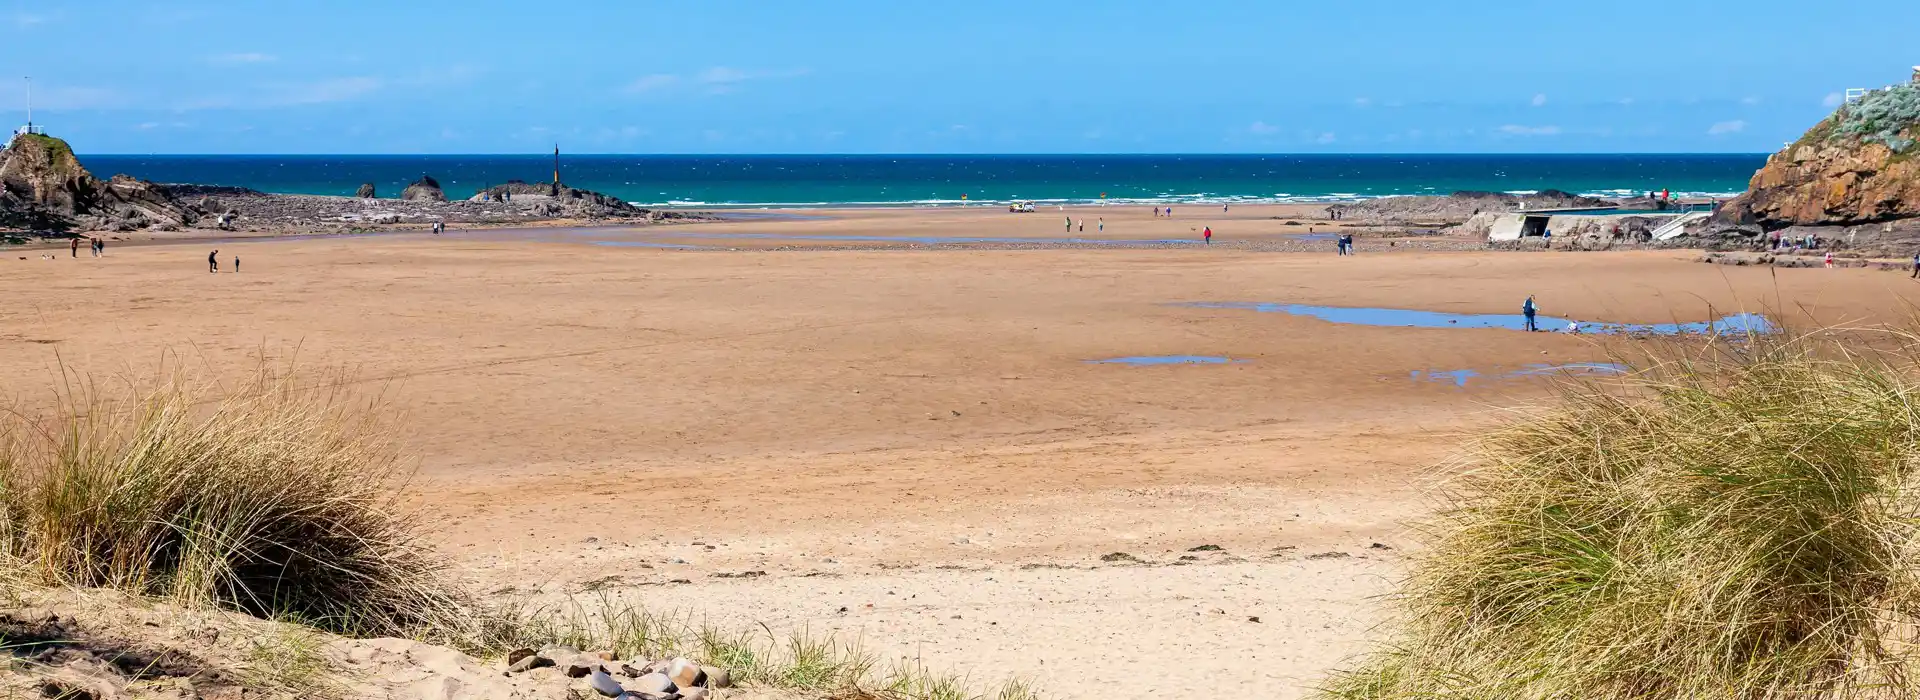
(69, 236, 105, 257)
(1335, 234, 1356, 255)
(208, 249, 238, 273)
(1152, 206, 1175, 217)
(1065, 217, 1106, 233)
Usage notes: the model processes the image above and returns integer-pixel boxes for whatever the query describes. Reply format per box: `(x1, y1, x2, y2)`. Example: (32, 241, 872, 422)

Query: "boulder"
(699, 666, 729, 689)
(356, 182, 377, 198)
(402, 175, 447, 202)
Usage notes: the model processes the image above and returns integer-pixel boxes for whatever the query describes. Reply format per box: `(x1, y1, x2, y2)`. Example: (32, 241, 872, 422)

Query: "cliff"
(1713, 83, 1920, 239)
(0, 133, 201, 232)
(1332, 189, 1614, 225)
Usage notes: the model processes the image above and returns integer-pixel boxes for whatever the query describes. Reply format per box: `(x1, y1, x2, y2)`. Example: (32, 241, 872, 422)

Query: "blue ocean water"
(78, 154, 1766, 209)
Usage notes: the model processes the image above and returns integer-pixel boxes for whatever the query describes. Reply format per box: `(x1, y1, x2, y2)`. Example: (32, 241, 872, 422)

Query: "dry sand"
(3, 204, 1916, 698)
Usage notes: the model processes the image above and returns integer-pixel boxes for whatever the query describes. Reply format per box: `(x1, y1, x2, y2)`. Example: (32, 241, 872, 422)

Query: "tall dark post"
(551, 144, 560, 196)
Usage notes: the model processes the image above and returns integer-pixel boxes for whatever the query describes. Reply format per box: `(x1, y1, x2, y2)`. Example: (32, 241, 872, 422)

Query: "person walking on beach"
(1910, 251, 1919, 279)
(1098, 218, 1104, 233)
(1066, 216, 1073, 233)
(1523, 295, 1539, 332)
(96, 238, 104, 257)
(1203, 226, 1213, 245)
(1153, 207, 1161, 217)
(233, 255, 240, 273)
(1824, 251, 1835, 269)
(70, 237, 78, 258)
(1078, 219, 1084, 233)
(208, 249, 219, 273)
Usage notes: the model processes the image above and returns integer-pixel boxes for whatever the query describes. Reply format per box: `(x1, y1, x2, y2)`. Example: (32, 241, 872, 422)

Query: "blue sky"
(6, 0, 1917, 154)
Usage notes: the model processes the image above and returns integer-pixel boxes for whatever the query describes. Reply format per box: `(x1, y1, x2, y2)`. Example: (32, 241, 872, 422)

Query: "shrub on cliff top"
(0, 366, 463, 638)
(1320, 331, 1920, 699)
(1832, 83, 1920, 154)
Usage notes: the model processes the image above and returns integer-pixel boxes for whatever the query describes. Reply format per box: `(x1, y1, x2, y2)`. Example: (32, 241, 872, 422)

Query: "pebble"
(561, 654, 602, 678)
(680, 687, 710, 700)
(630, 672, 678, 695)
(589, 667, 627, 697)
(700, 666, 730, 689)
(666, 657, 704, 688)
(507, 654, 552, 674)
(505, 648, 536, 666)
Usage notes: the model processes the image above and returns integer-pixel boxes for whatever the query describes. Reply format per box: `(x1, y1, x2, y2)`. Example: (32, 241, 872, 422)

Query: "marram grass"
(1322, 330, 1920, 699)
(0, 365, 464, 638)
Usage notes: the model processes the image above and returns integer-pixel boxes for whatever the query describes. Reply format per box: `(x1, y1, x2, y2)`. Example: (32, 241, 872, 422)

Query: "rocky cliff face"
(471, 180, 652, 219)
(0, 133, 200, 232)
(1713, 84, 1920, 240)
(1334, 189, 1614, 225)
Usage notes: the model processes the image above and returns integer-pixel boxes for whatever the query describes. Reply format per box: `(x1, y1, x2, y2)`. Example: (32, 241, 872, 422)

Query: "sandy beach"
(3, 205, 1915, 698)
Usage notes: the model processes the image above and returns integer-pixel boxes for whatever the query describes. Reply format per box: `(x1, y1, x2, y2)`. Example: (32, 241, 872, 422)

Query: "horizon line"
(74, 151, 1776, 158)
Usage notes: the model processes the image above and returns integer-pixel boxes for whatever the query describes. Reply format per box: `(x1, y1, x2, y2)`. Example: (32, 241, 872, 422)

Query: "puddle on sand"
(1414, 362, 1630, 388)
(1411, 369, 1479, 387)
(1179, 302, 1772, 336)
(663, 231, 1203, 246)
(1087, 355, 1245, 366)
(590, 241, 711, 249)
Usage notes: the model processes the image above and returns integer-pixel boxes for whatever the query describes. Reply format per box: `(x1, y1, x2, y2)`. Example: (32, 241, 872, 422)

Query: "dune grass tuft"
(0, 365, 463, 638)
(476, 594, 1040, 700)
(1321, 329, 1920, 699)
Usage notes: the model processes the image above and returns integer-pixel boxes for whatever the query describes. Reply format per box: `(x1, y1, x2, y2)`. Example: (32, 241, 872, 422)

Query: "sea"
(79, 154, 1767, 209)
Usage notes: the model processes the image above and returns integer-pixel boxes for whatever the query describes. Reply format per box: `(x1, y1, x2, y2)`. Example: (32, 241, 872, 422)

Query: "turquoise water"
(79, 154, 1765, 208)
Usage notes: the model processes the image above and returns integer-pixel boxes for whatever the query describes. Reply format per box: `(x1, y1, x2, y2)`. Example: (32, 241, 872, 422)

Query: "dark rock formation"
(0, 133, 200, 232)
(1332, 189, 1614, 225)
(1709, 83, 1920, 248)
(356, 182, 377, 199)
(472, 180, 650, 220)
(401, 176, 446, 202)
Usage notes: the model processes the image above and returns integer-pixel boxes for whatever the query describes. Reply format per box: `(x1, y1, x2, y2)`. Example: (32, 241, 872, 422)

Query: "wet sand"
(2, 205, 1915, 698)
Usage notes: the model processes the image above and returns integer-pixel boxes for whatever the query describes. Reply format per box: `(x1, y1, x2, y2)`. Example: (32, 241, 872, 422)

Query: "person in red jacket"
(1203, 226, 1213, 245)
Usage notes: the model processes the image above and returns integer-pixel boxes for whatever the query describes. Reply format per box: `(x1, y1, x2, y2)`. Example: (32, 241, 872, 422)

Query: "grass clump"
(1830, 84, 1920, 155)
(0, 365, 463, 638)
(1322, 331, 1920, 699)
(477, 594, 1038, 700)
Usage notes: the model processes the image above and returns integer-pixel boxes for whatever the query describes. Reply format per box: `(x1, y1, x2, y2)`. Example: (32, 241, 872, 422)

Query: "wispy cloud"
(1740, 96, 1761, 106)
(210, 52, 277, 65)
(1531, 93, 1549, 107)
(1499, 124, 1562, 136)
(1707, 120, 1747, 136)
(1316, 132, 1337, 144)
(1249, 121, 1280, 136)
(12, 13, 46, 27)
(625, 74, 680, 94)
(622, 66, 811, 97)
(177, 76, 383, 110)
(1823, 92, 1846, 108)
(1352, 97, 1373, 108)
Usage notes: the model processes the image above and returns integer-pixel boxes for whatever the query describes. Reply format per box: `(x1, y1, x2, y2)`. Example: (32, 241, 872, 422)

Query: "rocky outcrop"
(0, 133, 200, 232)
(1710, 83, 1920, 246)
(402, 175, 446, 202)
(357, 182, 377, 198)
(470, 180, 651, 220)
(1332, 189, 1614, 225)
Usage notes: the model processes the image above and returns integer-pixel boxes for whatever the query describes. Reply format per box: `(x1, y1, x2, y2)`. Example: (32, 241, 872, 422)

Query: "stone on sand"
(665, 657, 704, 688)
(630, 672, 677, 695)
(700, 665, 730, 688)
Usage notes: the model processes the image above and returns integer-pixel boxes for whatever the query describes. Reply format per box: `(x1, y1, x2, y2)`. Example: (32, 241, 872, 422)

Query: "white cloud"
(1824, 92, 1846, 108)
(1707, 120, 1747, 136)
(1498, 124, 1562, 136)
(1316, 132, 1337, 144)
(622, 67, 808, 97)
(210, 52, 276, 65)
(1531, 93, 1548, 107)
(1617, 97, 1637, 106)
(696, 67, 751, 84)
(1249, 121, 1280, 135)
(1352, 97, 1373, 108)
(176, 76, 382, 110)
(1740, 96, 1761, 106)
(624, 74, 679, 94)
(12, 13, 46, 27)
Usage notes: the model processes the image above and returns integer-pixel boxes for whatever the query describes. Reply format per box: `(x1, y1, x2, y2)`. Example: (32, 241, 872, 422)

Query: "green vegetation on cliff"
(1829, 84, 1920, 155)
(8, 133, 83, 177)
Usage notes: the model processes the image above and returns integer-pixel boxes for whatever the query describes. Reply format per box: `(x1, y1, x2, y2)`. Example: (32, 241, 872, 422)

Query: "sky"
(4, 0, 1917, 154)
